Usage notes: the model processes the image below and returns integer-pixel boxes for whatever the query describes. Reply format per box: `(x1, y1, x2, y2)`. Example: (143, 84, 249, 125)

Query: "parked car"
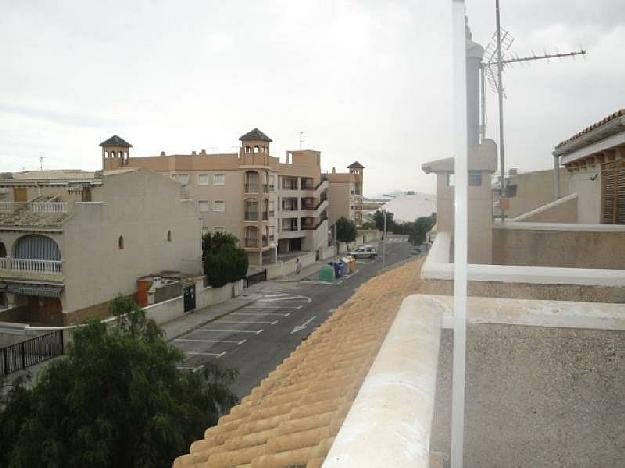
(349, 245, 377, 259)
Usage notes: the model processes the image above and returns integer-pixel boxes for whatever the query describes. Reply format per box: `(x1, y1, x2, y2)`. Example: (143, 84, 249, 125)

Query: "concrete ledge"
(422, 231, 625, 287)
(323, 295, 442, 468)
(419, 295, 625, 331)
(495, 221, 625, 232)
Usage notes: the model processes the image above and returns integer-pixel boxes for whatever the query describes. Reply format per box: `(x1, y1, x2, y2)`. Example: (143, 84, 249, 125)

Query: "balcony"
(0, 202, 67, 214)
(0, 257, 64, 282)
(244, 211, 259, 221)
(244, 183, 259, 194)
(244, 238, 259, 248)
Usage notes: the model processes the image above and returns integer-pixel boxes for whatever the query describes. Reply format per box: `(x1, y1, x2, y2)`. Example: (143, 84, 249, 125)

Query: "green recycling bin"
(319, 264, 335, 282)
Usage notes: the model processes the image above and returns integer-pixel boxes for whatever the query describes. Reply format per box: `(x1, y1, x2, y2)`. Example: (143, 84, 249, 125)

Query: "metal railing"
(244, 184, 259, 193)
(244, 211, 259, 221)
(1, 330, 64, 375)
(0, 257, 63, 274)
(244, 238, 259, 248)
(0, 202, 67, 213)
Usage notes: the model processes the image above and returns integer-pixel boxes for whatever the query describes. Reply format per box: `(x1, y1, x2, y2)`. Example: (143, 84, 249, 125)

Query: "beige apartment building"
(325, 161, 365, 226)
(103, 129, 332, 265)
(0, 168, 201, 325)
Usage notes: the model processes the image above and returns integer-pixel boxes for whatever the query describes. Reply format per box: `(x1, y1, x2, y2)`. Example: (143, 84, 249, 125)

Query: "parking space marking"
(174, 338, 246, 345)
(231, 312, 290, 317)
(185, 351, 226, 358)
(197, 328, 264, 334)
(218, 320, 278, 325)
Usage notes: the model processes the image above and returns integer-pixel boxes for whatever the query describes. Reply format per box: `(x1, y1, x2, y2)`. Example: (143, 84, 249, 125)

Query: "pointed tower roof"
(348, 161, 365, 169)
(99, 135, 132, 148)
(239, 128, 272, 142)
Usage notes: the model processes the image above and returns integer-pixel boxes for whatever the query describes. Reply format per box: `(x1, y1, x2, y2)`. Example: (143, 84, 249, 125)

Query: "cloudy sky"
(1, 0, 623, 195)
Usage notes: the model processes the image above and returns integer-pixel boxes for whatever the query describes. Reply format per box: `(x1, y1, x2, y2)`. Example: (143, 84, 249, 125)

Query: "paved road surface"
(173, 237, 416, 397)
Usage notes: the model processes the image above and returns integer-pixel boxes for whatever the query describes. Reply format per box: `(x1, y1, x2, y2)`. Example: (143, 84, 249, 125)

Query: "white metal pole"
(451, 1, 468, 467)
(496, 0, 506, 222)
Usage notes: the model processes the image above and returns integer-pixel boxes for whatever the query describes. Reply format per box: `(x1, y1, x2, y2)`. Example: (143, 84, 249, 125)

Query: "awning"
(1, 282, 64, 298)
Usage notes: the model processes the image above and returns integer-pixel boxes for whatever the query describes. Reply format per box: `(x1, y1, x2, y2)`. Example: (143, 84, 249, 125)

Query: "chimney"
(160, 151, 166, 156)
(332, 167, 336, 174)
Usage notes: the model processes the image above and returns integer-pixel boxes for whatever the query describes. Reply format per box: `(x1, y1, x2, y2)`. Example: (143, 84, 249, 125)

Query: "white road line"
(290, 316, 317, 334)
(218, 320, 278, 325)
(174, 338, 246, 345)
(231, 312, 290, 317)
(197, 328, 263, 334)
(185, 351, 226, 358)
(244, 306, 302, 310)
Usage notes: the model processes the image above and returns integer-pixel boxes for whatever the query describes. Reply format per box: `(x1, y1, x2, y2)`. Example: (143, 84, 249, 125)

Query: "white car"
(349, 245, 377, 259)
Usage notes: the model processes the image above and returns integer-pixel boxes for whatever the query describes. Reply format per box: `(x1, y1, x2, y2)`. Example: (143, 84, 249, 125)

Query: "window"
(198, 174, 210, 185)
(198, 200, 210, 212)
(172, 173, 190, 186)
(201, 226, 210, 236)
(469, 171, 482, 186)
(118, 235, 124, 250)
(214, 226, 225, 232)
(213, 174, 225, 186)
(213, 200, 225, 212)
(447, 173, 455, 187)
(167, 230, 172, 242)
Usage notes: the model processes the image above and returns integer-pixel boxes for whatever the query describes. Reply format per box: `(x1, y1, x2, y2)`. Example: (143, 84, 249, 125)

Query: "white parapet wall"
(323, 295, 443, 468)
(266, 252, 316, 280)
(423, 230, 625, 287)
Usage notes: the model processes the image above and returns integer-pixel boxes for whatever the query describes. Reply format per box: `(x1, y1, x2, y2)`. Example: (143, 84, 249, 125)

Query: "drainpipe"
(553, 154, 560, 199)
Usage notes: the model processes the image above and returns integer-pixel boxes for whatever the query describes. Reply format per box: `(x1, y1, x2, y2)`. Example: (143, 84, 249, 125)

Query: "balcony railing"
(0, 257, 63, 274)
(244, 184, 259, 193)
(244, 211, 259, 221)
(0, 202, 67, 214)
(245, 238, 259, 248)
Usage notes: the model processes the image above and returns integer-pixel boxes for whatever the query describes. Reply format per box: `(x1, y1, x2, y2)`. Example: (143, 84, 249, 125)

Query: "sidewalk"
(160, 292, 262, 341)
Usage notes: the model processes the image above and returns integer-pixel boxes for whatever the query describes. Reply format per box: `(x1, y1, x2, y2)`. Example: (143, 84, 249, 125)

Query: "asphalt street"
(173, 236, 416, 398)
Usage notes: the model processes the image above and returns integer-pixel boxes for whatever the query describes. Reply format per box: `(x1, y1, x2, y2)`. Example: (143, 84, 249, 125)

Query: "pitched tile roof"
(347, 161, 364, 169)
(99, 135, 133, 148)
(555, 108, 625, 150)
(173, 259, 423, 468)
(239, 128, 272, 143)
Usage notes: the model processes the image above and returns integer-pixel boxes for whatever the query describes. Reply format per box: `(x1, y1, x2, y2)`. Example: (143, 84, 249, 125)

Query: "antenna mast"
(299, 131, 304, 149)
(483, 1, 586, 222)
(39, 155, 45, 171)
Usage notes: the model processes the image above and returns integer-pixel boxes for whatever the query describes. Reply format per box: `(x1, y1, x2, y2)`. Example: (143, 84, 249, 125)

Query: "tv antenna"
(483, 0, 586, 221)
(299, 131, 305, 149)
(39, 155, 45, 171)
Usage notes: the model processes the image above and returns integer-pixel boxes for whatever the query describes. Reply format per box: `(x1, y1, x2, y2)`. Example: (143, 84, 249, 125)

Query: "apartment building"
(103, 129, 330, 265)
(325, 161, 365, 226)
(0, 168, 201, 325)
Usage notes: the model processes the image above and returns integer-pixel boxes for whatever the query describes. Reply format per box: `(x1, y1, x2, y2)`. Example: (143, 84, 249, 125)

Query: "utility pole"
(382, 209, 387, 267)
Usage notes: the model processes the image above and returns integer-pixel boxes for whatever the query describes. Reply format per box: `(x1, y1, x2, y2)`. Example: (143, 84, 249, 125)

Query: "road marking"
(290, 316, 317, 334)
(259, 295, 311, 304)
(244, 306, 303, 310)
(231, 312, 290, 317)
(184, 351, 226, 358)
(197, 328, 264, 334)
(176, 365, 204, 371)
(174, 338, 246, 345)
(218, 320, 278, 325)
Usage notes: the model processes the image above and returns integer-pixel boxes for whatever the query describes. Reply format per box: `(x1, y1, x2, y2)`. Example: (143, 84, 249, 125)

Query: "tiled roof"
(10, 170, 96, 181)
(239, 128, 272, 143)
(173, 259, 423, 468)
(555, 108, 625, 149)
(99, 135, 133, 148)
(0, 209, 68, 228)
(347, 161, 364, 169)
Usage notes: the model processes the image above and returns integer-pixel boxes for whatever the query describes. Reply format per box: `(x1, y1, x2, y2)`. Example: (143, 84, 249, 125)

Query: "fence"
(245, 269, 267, 287)
(0, 330, 64, 375)
(0, 257, 63, 274)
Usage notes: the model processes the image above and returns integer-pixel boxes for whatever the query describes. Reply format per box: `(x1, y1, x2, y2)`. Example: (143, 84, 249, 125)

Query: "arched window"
(13, 235, 60, 260)
(118, 235, 124, 250)
(167, 230, 172, 242)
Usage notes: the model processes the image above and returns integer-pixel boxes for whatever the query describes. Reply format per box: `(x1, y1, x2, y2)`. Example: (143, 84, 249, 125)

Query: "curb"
(166, 296, 260, 342)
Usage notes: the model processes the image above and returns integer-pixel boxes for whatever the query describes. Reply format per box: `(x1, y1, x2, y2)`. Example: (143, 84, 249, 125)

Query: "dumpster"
(343, 256, 357, 273)
(328, 261, 343, 278)
(319, 264, 335, 282)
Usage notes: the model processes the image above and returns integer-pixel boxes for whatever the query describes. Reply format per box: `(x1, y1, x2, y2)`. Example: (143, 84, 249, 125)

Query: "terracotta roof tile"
(173, 259, 423, 468)
(555, 108, 625, 149)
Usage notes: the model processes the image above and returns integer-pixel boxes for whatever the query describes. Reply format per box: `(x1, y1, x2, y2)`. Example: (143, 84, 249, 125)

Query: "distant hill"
(381, 193, 436, 222)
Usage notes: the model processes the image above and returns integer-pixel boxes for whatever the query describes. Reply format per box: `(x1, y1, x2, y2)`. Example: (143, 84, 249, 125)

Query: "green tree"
(335, 217, 357, 248)
(410, 214, 437, 245)
(373, 210, 394, 232)
(0, 297, 238, 468)
(202, 232, 249, 288)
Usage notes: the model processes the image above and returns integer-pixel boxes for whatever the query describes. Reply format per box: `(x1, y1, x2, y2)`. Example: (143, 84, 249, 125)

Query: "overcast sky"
(1, 0, 623, 195)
